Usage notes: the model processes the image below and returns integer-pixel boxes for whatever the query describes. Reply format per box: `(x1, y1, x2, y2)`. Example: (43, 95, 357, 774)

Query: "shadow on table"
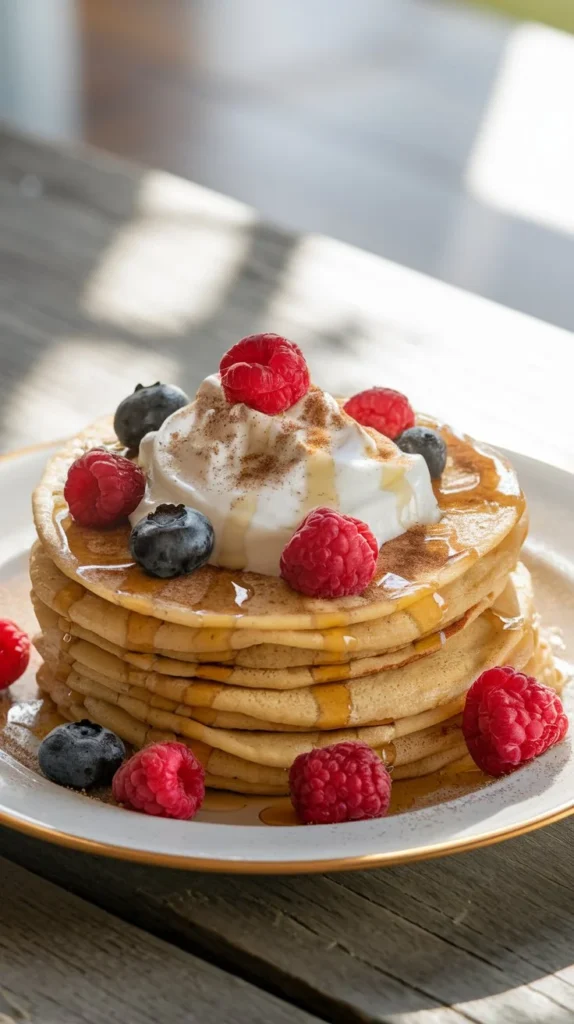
(0, 131, 301, 452)
(1, 811, 574, 1022)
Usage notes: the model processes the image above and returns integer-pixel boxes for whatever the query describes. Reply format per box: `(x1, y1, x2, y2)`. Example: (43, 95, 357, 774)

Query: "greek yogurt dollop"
(130, 375, 441, 576)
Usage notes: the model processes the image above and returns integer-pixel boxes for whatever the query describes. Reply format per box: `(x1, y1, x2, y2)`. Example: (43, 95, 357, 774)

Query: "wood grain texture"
(0, 855, 321, 1024)
(0, 129, 572, 474)
(2, 821, 574, 1023)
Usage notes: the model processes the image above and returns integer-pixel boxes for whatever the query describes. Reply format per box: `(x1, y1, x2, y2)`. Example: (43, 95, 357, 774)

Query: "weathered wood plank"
(2, 820, 574, 1023)
(0, 854, 321, 1024)
(0, 130, 572, 476)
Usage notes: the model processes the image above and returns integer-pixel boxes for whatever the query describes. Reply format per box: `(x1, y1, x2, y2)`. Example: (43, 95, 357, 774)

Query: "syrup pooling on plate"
(258, 798, 299, 826)
(201, 792, 248, 812)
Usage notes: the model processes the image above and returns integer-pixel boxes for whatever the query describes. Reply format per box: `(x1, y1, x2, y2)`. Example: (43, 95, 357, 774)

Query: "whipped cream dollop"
(131, 375, 441, 576)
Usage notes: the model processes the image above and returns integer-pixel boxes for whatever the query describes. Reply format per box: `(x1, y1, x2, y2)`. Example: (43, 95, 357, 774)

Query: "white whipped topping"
(131, 375, 441, 576)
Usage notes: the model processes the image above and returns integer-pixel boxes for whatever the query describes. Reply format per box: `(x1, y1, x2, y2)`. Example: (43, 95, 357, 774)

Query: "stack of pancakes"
(30, 417, 560, 795)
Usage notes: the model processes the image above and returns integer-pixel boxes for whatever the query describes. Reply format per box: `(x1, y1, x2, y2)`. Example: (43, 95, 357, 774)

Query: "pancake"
(36, 633, 471, 735)
(33, 565, 537, 733)
(34, 566, 535, 760)
(42, 654, 471, 752)
(36, 631, 560, 795)
(33, 415, 525, 631)
(29, 513, 525, 661)
(33, 572, 506, 692)
(37, 665, 468, 778)
(28, 393, 567, 800)
(39, 620, 534, 761)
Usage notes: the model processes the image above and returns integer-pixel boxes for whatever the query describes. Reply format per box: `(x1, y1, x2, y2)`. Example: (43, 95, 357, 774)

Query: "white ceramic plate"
(0, 444, 572, 873)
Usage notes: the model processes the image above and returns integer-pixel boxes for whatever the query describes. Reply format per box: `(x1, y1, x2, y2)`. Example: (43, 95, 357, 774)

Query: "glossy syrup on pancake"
(33, 416, 525, 632)
(30, 525, 525, 662)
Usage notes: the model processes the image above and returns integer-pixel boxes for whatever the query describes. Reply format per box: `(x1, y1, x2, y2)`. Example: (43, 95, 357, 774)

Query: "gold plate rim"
(1, 439, 573, 872)
(0, 799, 573, 873)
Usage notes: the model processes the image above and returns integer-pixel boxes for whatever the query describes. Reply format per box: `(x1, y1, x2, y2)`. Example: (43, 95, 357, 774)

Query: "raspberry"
(64, 448, 145, 528)
(219, 333, 310, 415)
(344, 387, 414, 440)
(290, 741, 392, 825)
(280, 506, 378, 598)
(0, 620, 30, 691)
(462, 666, 569, 777)
(112, 741, 205, 819)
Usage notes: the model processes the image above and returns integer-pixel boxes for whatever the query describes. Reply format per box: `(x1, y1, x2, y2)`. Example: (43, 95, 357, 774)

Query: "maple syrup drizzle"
(182, 739, 213, 766)
(53, 580, 85, 615)
(219, 494, 258, 571)
(430, 425, 524, 514)
(408, 592, 447, 633)
(186, 682, 223, 708)
(312, 664, 352, 683)
(189, 707, 218, 725)
(320, 627, 358, 653)
(119, 565, 167, 600)
(195, 572, 255, 620)
(378, 741, 396, 767)
(314, 683, 352, 729)
(309, 610, 352, 629)
(413, 631, 445, 655)
(380, 463, 414, 516)
(303, 448, 338, 513)
(196, 664, 234, 683)
(126, 612, 160, 652)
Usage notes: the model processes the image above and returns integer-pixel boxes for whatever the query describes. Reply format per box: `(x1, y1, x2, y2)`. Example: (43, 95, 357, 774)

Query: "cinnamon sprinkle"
(302, 387, 346, 430)
(306, 426, 331, 452)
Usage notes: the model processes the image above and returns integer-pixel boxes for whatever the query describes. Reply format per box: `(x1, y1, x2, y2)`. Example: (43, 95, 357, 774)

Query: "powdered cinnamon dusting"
(302, 386, 346, 431)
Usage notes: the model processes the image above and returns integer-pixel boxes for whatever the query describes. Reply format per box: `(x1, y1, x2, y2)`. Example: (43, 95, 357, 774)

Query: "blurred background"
(1, 0, 574, 333)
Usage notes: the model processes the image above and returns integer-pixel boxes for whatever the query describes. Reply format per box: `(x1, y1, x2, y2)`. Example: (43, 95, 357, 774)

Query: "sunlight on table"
(466, 23, 574, 235)
(82, 171, 256, 336)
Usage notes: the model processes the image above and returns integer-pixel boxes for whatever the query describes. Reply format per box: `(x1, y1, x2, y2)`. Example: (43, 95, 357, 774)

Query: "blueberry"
(130, 503, 215, 578)
(114, 382, 190, 449)
(38, 720, 125, 790)
(396, 426, 447, 479)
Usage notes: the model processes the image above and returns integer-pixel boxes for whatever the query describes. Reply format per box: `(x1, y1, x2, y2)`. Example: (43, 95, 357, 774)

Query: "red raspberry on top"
(64, 448, 145, 528)
(280, 506, 378, 598)
(219, 333, 310, 415)
(462, 666, 568, 777)
(0, 620, 30, 691)
(290, 741, 392, 825)
(112, 741, 205, 819)
(344, 387, 414, 440)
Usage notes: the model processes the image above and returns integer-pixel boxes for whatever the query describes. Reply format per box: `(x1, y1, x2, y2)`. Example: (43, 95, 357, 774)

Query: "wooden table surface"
(0, 129, 573, 1023)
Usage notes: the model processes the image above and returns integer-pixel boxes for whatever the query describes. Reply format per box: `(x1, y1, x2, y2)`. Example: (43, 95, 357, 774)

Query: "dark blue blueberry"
(114, 382, 190, 449)
(396, 426, 447, 479)
(38, 720, 125, 790)
(130, 503, 215, 578)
